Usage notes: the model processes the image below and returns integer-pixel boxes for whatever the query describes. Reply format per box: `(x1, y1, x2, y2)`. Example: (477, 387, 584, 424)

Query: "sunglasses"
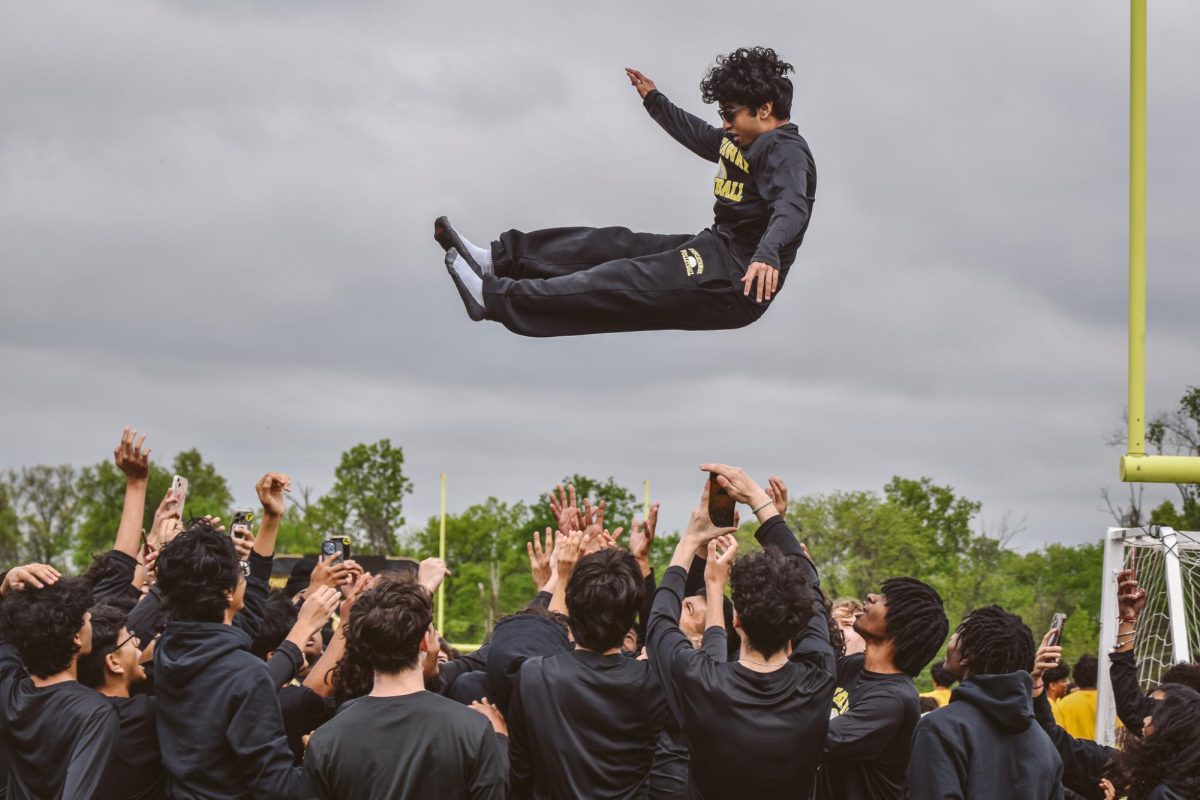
(718, 105, 748, 123)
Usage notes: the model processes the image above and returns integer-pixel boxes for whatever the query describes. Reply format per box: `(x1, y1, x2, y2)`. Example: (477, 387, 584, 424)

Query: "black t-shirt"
(507, 649, 669, 800)
(816, 653, 920, 800)
(0, 643, 119, 800)
(278, 685, 333, 764)
(94, 694, 166, 800)
(304, 691, 506, 800)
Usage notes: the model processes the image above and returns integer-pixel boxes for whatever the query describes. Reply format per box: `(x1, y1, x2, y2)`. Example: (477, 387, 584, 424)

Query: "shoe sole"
(433, 216, 484, 277)
(444, 248, 486, 322)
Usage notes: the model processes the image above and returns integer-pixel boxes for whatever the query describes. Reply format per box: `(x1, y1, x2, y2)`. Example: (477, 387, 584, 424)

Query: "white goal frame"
(1096, 526, 1197, 746)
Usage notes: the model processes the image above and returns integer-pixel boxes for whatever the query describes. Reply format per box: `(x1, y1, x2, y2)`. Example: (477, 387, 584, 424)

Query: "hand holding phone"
(171, 476, 189, 519)
(707, 473, 736, 528)
(1047, 612, 1067, 648)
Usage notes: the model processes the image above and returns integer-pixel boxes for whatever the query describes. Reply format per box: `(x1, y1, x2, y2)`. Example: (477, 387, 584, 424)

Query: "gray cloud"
(2, 0, 1196, 550)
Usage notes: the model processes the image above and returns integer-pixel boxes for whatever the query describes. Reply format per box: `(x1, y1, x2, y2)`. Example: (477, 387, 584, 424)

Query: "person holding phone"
(434, 46, 816, 337)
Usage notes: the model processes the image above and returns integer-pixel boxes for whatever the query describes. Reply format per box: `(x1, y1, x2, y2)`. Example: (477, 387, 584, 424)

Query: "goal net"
(1096, 526, 1200, 746)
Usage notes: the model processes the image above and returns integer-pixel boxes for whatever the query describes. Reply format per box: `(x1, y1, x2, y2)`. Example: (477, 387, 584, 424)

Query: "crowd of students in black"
(1, 428, 1199, 799)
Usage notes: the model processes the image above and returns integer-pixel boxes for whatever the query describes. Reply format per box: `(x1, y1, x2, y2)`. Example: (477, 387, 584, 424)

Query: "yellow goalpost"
(1120, 0, 1200, 485)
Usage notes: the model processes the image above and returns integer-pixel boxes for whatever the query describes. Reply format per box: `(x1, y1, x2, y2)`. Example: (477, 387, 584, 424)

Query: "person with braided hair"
(908, 605, 1064, 800)
(434, 46, 816, 336)
(816, 578, 949, 800)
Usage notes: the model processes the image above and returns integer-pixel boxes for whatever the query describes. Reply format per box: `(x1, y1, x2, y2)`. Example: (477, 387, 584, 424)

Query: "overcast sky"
(2, 1, 1197, 551)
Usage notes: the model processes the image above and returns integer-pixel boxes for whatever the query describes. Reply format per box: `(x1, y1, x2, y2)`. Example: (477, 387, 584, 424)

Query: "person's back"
(0, 568, 119, 800)
(305, 691, 504, 799)
(509, 650, 668, 798)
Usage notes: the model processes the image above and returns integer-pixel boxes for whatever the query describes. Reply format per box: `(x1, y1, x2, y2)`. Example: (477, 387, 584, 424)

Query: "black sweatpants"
(482, 226, 766, 337)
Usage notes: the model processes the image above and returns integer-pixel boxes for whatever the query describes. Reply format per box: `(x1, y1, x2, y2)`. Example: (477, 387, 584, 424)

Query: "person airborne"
(434, 46, 816, 337)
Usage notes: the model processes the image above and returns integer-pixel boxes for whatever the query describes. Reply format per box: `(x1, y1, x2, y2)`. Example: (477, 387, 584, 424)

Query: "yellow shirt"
(1049, 697, 1066, 728)
(920, 687, 953, 708)
(1057, 689, 1098, 741)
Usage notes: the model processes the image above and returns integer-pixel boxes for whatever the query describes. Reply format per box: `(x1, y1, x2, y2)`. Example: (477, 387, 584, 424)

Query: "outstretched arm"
(112, 427, 151, 558)
(1110, 562, 1155, 734)
(627, 68, 723, 162)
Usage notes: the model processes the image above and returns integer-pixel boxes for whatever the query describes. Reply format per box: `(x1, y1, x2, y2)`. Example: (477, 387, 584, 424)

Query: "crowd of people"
(1, 428, 1199, 799)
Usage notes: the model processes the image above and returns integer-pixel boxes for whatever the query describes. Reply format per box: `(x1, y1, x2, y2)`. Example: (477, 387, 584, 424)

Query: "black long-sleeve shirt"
(643, 90, 817, 272)
(816, 653, 921, 800)
(0, 642, 120, 800)
(1108, 649, 1156, 736)
(1031, 690, 1111, 800)
(646, 516, 836, 799)
(507, 649, 669, 799)
(93, 694, 166, 800)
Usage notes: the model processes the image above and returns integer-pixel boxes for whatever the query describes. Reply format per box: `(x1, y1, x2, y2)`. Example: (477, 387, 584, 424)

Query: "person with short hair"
(153, 473, 303, 799)
(0, 564, 119, 800)
(507, 543, 669, 799)
(1043, 662, 1071, 726)
(303, 577, 506, 800)
(817, 578, 949, 800)
(1057, 654, 1099, 741)
(434, 46, 816, 337)
(76, 604, 165, 800)
(648, 466, 837, 799)
(908, 605, 1063, 800)
(921, 662, 958, 709)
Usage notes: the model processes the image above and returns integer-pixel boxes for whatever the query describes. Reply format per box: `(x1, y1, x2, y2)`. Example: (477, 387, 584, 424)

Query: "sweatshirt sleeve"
(647, 566, 702, 727)
(91, 550, 141, 607)
(824, 689, 909, 761)
(228, 668, 304, 799)
(1109, 649, 1155, 736)
(61, 703, 120, 800)
(755, 516, 834, 675)
(907, 724, 968, 800)
(1031, 692, 1113, 800)
(125, 585, 166, 645)
(267, 640, 304, 688)
(749, 136, 814, 269)
(636, 569, 657, 650)
(643, 90, 723, 163)
(233, 552, 274, 641)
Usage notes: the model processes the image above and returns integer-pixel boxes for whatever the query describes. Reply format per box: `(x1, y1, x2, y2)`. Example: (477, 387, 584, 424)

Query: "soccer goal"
(1095, 526, 1200, 746)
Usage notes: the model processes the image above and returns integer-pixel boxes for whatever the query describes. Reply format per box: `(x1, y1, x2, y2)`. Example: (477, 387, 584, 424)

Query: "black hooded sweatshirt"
(154, 621, 302, 799)
(908, 672, 1063, 800)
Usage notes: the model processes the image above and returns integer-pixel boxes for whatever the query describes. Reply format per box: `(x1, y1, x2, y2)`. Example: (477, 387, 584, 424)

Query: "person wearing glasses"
(152, 474, 304, 799)
(77, 604, 166, 800)
(435, 46, 816, 337)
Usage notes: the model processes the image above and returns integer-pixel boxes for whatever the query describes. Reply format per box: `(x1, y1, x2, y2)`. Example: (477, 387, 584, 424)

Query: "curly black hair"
(1072, 654, 1098, 690)
(250, 589, 299, 660)
(930, 661, 958, 689)
(700, 46, 796, 119)
(343, 576, 432, 675)
(1043, 663, 1071, 685)
(730, 547, 813, 657)
(1159, 661, 1200, 694)
(1112, 684, 1200, 799)
(156, 520, 242, 623)
(77, 604, 127, 688)
(881, 578, 948, 677)
(956, 605, 1035, 676)
(0, 576, 93, 678)
(565, 548, 644, 652)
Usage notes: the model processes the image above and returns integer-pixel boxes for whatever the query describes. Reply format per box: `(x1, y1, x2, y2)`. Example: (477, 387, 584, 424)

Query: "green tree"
(307, 440, 412, 555)
(410, 498, 533, 642)
(1, 465, 79, 568)
(0, 481, 22, 566)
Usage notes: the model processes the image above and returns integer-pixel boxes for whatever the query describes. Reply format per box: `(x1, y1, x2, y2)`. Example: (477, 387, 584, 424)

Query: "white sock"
(448, 251, 485, 307)
(458, 233, 494, 274)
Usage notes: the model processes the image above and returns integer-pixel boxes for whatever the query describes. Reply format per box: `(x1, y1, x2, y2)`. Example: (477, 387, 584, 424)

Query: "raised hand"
(556, 530, 590, 581)
(683, 478, 740, 550)
(114, 427, 150, 482)
(549, 484, 581, 534)
(256, 472, 291, 519)
(1031, 629, 1064, 687)
(296, 586, 341, 635)
(699, 463, 771, 511)
(766, 476, 789, 517)
(1099, 779, 1117, 800)
(629, 502, 659, 569)
(418, 558, 451, 595)
(624, 67, 657, 99)
(309, 554, 352, 593)
(1, 563, 61, 593)
(528, 528, 553, 590)
(231, 530, 254, 561)
(469, 698, 509, 736)
(741, 261, 780, 304)
(340, 571, 375, 617)
(704, 535, 739, 589)
(1116, 556, 1148, 621)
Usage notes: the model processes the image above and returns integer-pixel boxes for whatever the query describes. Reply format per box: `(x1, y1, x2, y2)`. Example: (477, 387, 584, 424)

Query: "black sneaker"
(434, 216, 484, 277)
(444, 248, 486, 321)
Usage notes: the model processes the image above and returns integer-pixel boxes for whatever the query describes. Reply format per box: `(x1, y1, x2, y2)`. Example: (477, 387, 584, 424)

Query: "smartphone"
(1047, 612, 1067, 647)
(231, 509, 254, 539)
(171, 475, 189, 518)
(321, 537, 351, 562)
(708, 473, 736, 528)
